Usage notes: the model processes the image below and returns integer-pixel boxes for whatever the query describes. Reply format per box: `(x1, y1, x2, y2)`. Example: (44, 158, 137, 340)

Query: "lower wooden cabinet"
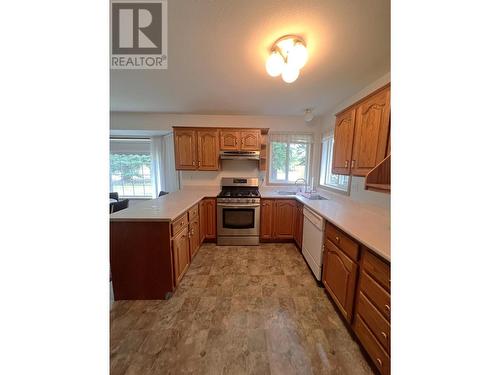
(172, 226, 190, 285)
(200, 198, 216, 241)
(322, 221, 391, 375)
(189, 210, 201, 259)
(322, 238, 358, 321)
(259, 199, 296, 240)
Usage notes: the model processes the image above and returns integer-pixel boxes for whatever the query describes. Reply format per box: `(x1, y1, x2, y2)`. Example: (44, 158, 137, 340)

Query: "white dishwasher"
(302, 206, 325, 280)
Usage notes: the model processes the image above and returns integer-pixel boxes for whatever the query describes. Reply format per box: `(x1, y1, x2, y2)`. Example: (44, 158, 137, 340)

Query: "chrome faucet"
(295, 178, 307, 193)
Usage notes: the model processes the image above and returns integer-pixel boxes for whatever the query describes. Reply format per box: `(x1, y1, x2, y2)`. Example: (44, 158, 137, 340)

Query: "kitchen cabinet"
(293, 202, 303, 248)
(260, 199, 274, 239)
(172, 226, 190, 285)
(332, 108, 356, 175)
(200, 198, 216, 241)
(173, 128, 219, 171)
(353, 249, 391, 375)
(259, 199, 295, 240)
(188, 204, 201, 259)
(351, 87, 391, 176)
(332, 84, 390, 177)
(174, 129, 197, 170)
(322, 237, 358, 321)
(220, 129, 260, 151)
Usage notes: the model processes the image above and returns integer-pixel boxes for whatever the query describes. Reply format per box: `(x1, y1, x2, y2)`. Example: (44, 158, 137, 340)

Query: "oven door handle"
(217, 203, 261, 208)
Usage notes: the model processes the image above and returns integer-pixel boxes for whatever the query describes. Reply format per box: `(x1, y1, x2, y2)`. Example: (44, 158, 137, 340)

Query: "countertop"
(260, 188, 390, 261)
(109, 186, 220, 222)
(110, 186, 390, 261)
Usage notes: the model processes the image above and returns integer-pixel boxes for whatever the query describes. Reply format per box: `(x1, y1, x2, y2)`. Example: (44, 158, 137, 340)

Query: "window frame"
(319, 134, 351, 195)
(267, 138, 313, 186)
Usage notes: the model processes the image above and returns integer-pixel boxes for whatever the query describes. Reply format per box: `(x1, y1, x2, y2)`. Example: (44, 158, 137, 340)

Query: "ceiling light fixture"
(266, 35, 308, 83)
(304, 109, 314, 122)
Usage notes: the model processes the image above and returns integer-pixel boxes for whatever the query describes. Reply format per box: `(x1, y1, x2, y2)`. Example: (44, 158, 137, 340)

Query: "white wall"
(110, 112, 323, 187)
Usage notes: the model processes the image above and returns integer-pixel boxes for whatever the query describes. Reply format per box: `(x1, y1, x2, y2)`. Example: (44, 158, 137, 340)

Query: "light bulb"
(266, 51, 284, 77)
(304, 109, 314, 122)
(287, 42, 308, 69)
(281, 64, 300, 83)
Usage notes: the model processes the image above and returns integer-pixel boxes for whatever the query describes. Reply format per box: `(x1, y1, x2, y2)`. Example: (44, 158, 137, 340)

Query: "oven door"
(217, 203, 260, 236)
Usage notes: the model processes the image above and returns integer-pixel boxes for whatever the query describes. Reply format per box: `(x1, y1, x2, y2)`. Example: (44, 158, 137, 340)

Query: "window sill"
(120, 196, 152, 200)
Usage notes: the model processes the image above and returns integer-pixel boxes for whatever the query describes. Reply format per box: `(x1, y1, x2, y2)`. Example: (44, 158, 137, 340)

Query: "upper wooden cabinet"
(332, 84, 391, 177)
(197, 130, 219, 170)
(174, 129, 197, 170)
(220, 129, 260, 151)
(173, 128, 219, 171)
(332, 108, 356, 175)
(351, 87, 391, 176)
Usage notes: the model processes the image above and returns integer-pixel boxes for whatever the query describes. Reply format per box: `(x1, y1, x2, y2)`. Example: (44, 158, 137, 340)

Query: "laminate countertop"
(110, 186, 390, 261)
(260, 189, 390, 261)
(109, 186, 220, 222)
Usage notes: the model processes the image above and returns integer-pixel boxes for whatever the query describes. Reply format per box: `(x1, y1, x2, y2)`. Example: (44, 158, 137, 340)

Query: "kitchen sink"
(307, 195, 328, 200)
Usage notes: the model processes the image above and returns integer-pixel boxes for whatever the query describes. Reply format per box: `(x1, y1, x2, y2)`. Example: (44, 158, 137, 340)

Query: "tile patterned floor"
(110, 243, 374, 375)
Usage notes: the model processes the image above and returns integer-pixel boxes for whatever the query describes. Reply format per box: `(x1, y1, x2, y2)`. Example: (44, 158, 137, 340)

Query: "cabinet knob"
(381, 331, 387, 339)
(384, 304, 390, 312)
(335, 236, 340, 243)
(376, 358, 382, 367)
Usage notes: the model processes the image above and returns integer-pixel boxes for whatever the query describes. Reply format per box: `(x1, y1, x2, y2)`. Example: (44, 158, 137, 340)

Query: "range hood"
(219, 150, 260, 160)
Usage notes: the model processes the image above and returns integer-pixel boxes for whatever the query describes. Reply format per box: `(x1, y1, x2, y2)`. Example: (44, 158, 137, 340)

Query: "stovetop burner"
(217, 187, 260, 198)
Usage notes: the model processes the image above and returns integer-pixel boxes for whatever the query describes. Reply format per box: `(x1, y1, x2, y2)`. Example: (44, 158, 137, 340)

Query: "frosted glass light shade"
(281, 64, 300, 83)
(287, 42, 308, 69)
(266, 51, 285, 77)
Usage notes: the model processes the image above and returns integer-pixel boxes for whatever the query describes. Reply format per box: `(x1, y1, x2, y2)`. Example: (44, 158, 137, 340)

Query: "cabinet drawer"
(357, 291, 390, 353)
(188, 204, 199, 220)
(353, 314, 390, 375)
(325, 222, 359, 261)
(362, 250, 390, 291)
(359, 271, 391, 321)
(171, 212, 188, 236)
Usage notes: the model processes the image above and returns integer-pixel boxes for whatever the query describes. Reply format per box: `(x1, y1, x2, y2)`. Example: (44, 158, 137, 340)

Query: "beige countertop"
(110, 186, 390, 261)
(260, 188, 390, 261)
(109, 186, 220, 222)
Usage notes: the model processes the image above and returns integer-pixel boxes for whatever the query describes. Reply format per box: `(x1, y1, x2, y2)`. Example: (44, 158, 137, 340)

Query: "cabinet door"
(219, 130, 240, 151)
(273, 200, 296, 239)
(240, 130, 260, 151)
(332, 108, 356, 175)
(189, 217, 201, 259)
(322, 239, 358, 321)
(197, 129, 220, 170)
(351, 87, 391, 176)
(174, 129, 198, 170)
(260, 199, 274, 239)
(172, 226, 190, 285)
(200, 198, 216, 240)
(293, 203, 303, 248)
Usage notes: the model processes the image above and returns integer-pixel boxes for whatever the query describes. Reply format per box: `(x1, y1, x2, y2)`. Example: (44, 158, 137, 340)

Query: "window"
(269, 133, 313, 184)
(320, 133, 350, 192)
(110, 138, 153, 198)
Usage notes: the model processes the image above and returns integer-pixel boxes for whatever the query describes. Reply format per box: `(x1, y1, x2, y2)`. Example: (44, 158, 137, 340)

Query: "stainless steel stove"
(217, 177, 260, 245)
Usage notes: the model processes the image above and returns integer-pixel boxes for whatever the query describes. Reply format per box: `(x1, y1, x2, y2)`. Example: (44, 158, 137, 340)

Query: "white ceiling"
(111, 0, 390, 116)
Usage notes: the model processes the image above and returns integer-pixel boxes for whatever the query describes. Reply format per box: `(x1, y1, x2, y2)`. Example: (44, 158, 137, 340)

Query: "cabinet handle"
(351, 160, 355, 168)
(335, 236, 340, 243)
(376, 358, 382, 367)
(198, 161, 201, 167)
(344, 160, 348, 168)
(381, 331, 387, 339)
(192, 161, 195, 166)
(384, 304, 390, 312)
